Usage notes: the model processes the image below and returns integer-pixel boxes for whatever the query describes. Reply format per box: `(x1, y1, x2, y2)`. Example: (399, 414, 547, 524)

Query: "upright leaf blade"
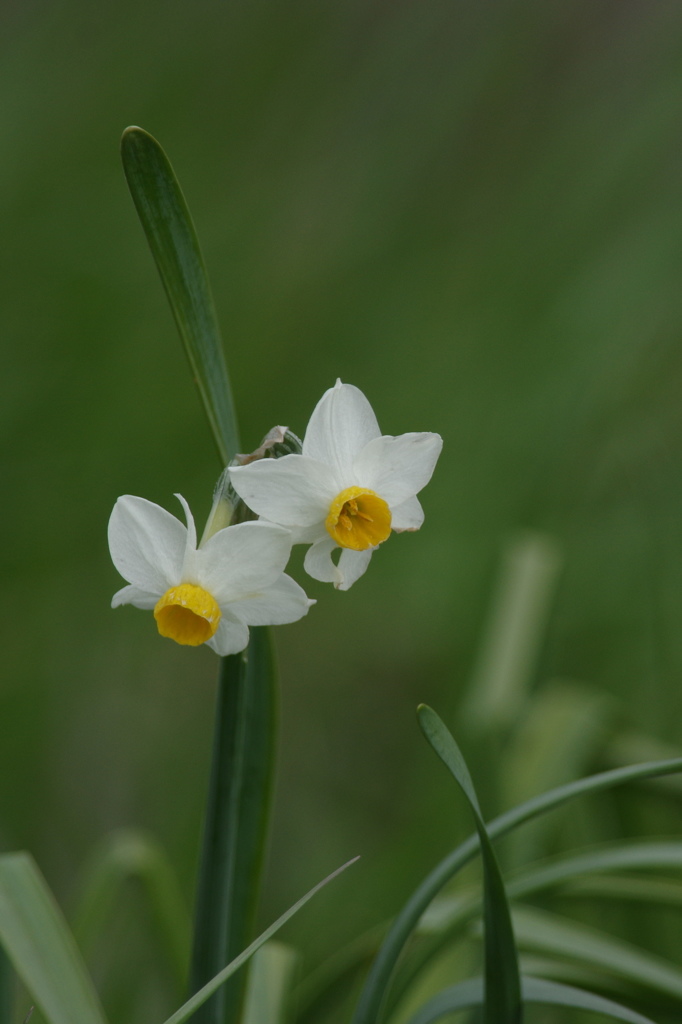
(120, 126, 239, 465)
(0, 853, 108, 1024)
(241, 942, 298, 1024)
(189, 628, 278, 1024)
(417, 705, 522, 1024)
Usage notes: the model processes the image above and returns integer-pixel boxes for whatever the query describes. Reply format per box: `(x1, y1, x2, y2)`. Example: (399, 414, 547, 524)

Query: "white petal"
(352, 433, 443, 507)
(108, 495, 185, 594)
(175, 493, 199, 580)
(197, 521, 293, 602)
(302, 381, 381, 480)
(206, 613, 250, 656)
(304, 536, 342, 585)
(284, 521, 327, 545)
(336, 548, 373, 591)
(227, 574, 314, 626)
(390, 495, 425, 532)
(111, 584, 159, 610)
(229, 456, 336, 527)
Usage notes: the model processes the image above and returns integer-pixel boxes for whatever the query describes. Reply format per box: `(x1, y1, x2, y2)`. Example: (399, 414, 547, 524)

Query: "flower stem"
(188, 628, 277, 1024)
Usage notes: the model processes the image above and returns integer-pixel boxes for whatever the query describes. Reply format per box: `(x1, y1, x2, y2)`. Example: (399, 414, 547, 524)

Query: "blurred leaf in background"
(3, 0, 682, 1019)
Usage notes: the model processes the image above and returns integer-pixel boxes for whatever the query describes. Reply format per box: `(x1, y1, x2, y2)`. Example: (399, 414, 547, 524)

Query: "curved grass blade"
(392, 839, 682, 1012)
(162, 857, 359, 1024)
(70, 829, 191, 993)
(350, 754, 682, 1024)
(189, 628, 278, 1024)
(508, 840, 682, 899)
(0, 853, 107, 1024)
(511, 904, 682, 1001)
(406, 976, 657, 1024)
(566, 874, 682, 908)
(120, 126, 238, 465)
(417, 705, 521, 1024)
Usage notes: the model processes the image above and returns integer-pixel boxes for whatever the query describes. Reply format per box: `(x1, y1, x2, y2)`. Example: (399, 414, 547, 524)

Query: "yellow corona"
(154, 583, 221, 646)
(325, 486, 392, 550)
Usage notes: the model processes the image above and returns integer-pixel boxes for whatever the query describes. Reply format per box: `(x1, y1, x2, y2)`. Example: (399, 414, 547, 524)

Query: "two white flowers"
(109, 381, 442, 655)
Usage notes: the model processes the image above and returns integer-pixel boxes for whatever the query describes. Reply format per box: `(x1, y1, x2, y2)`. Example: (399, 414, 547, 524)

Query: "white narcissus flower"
(108, 494, 314, 655)
(229, 381, 442, 590)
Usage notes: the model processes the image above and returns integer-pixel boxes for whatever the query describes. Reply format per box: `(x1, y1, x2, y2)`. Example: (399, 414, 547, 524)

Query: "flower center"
(325, 486, 392, 550)
(154, 583, 221, 646)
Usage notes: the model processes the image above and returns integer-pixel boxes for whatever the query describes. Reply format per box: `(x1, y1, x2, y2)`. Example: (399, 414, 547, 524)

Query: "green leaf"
(163, 857, 359, 1024)
(0, 853, 108, 1024)
(393, 840, 682, 1010)
(120, 126, 239, 465)
(189, 628, 278, 1024)
(565, 874, 682, 908)
(350, 754, 682, 1024)
(508, 840, 682, 900)
(241, 942, 298, 1024)
(511, 904, 682, 1001)
(405, 976, 657, 1024)
(417, 705, 522, 1024)
(70, 829, 191, 993)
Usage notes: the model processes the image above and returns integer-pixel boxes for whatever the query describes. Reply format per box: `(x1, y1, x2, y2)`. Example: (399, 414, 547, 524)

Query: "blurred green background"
(4, 0, 682, 1019)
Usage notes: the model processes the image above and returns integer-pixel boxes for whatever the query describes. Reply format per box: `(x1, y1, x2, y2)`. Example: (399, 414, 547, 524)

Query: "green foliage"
(0, 854, 107, 1024)
(417, 705, 522, 1024)
(121, 127, 238, 466)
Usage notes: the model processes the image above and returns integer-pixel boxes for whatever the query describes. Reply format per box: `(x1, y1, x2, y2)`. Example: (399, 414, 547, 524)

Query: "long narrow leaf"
(396, 839, 682, 1006)
(417, 705, 521, 1024)
(163, 857, 359, 1024)
(351, 754, 682, 1024)
(406, 976, 657, 1024)
(189, 628, 278, 1024)
(511, 905, 682, 1000)
(120, 126, 238, 465)
(0, 853, 107, 1024)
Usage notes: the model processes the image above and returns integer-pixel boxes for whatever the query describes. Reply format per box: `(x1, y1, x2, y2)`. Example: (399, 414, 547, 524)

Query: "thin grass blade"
(162, 857, 359, 1024)
(189, 628, 278, 1024)
(0, 853, 107, 1024)
(120, 126, 238, 465)
(406, 976, 657, 1024)
(351, 754, 682, 1024)
(417, 705, 522, 1024)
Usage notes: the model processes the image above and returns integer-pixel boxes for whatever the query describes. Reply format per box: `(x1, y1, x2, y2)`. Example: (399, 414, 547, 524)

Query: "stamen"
(325, 486, 392, 550)
(154, 583, 221, 646)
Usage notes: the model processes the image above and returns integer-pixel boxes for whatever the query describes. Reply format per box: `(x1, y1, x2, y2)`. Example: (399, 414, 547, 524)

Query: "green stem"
(189, 629, 278, 1024)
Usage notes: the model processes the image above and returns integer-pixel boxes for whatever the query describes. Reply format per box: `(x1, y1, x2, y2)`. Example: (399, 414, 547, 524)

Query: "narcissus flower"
(229, 381, 442, 590)
(109, 494, 313, 654)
